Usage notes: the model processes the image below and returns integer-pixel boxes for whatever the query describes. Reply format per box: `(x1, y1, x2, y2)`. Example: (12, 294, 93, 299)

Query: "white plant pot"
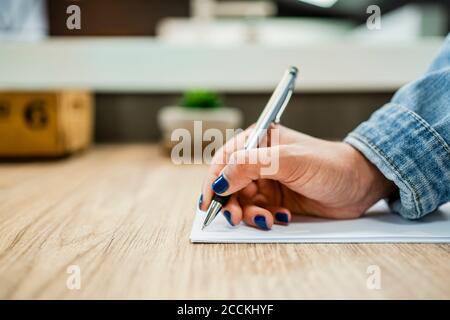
(157, 106, 243, 150)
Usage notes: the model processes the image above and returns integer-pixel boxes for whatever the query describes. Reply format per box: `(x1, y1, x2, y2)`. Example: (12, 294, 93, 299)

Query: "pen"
(202, 66, 298, 230)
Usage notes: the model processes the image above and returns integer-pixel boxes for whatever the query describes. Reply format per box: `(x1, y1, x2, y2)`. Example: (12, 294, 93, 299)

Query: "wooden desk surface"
(0, 145, 449, 299)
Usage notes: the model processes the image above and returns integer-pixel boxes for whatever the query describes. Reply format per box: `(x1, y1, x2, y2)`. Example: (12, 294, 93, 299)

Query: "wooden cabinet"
(0, 91, 93, 157)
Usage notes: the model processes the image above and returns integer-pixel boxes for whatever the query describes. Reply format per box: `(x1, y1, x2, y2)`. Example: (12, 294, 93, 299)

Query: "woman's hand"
(200, 125, 396, 230)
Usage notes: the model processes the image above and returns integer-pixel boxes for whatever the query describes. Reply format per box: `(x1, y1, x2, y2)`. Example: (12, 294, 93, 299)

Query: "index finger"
(200, 126, 253, 211)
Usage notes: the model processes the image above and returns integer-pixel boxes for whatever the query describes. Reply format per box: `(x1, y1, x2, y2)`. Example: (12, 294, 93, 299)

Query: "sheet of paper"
(190, 201, 450, 243)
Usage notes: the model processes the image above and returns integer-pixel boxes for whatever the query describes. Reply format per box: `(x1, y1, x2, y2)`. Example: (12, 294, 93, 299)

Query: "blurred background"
(0, 0, 449, 155)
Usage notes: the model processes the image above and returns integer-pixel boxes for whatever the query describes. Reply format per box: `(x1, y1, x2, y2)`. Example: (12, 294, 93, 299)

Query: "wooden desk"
(0, 145, 449, 299)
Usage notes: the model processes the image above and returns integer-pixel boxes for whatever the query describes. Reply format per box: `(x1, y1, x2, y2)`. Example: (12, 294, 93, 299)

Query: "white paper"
(190, 201, 450, 243)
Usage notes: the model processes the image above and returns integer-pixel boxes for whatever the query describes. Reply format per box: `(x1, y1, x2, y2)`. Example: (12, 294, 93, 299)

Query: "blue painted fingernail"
(275, 212, 289, 223)
(254, 215, 269, 230)
(212, 174, 229, 194)
(223, 210, 234, 226)
(198, 194, 203, 209)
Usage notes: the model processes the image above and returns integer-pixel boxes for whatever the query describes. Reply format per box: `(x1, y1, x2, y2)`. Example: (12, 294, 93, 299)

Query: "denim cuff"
(345, 103, 450, 219)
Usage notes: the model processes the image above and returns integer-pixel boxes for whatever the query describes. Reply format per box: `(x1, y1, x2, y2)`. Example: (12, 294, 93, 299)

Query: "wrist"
(349, 144, 397, 209)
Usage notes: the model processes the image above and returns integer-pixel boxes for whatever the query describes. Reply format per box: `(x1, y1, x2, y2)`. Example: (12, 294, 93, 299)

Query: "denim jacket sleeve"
(344, 34, 450, 219)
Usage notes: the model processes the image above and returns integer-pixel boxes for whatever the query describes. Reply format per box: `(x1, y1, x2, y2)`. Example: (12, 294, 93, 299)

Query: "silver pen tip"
(202, 200, 222, 230)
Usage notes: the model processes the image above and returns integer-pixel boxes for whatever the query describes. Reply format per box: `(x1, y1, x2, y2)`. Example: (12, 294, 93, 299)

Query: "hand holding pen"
(199, 67, 396, 230)
(201, 67, 298, 229)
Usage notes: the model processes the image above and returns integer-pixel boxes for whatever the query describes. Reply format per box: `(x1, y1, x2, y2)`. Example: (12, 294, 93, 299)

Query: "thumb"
(211, 146, 290, 196)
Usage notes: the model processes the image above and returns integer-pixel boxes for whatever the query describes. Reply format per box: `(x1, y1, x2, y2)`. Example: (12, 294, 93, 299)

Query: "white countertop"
(0, 37, 444, 93)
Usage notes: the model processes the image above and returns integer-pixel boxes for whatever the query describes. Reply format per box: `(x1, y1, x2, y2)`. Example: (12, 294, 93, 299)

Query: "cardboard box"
(0, 91, 93, 157)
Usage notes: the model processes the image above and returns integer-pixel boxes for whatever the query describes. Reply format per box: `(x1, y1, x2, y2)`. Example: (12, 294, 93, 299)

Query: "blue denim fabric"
(345, 34, 450, 219)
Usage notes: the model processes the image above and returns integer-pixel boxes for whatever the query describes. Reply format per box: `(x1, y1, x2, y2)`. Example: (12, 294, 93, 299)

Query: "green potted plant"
(157, 90, 243, 151)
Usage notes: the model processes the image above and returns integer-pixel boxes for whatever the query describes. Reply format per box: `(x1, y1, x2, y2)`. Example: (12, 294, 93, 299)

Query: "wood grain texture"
(0, 145, 449, 299)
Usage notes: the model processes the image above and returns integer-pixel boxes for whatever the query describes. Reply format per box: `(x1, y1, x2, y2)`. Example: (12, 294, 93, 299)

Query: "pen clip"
(274, 87, 293, 124)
